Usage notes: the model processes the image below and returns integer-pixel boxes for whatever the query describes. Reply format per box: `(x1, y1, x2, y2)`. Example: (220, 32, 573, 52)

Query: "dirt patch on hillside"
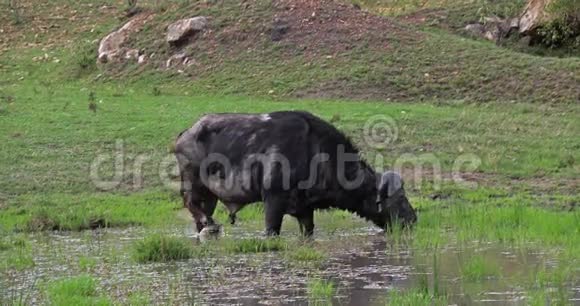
(123, 0, 412, 61)
(272, 0, 418, 57)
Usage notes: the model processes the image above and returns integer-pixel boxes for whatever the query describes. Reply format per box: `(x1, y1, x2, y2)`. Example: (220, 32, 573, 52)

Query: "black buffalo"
(174, 111, 416, 236)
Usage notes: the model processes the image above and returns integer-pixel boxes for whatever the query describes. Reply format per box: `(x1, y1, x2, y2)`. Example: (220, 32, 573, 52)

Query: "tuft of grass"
(71, 41, 98, 78)
(225, 238, 286, 254)
(126, 291, 151, 305)
(527, 288, 570, 306)
(461, 255, 501, 281)
(0, 235, 34, 271)
(132, 234, 193, 263)
(526, 262, 574, 305)
(46, 275, 111, 306)
(287, 245, 326, 262)
(307, 278, 336, 302)
(0, 249, 34, 272)
(78, 256, 97, 272)
(0, 234, 27, 251)
(387, 287, 448, 306)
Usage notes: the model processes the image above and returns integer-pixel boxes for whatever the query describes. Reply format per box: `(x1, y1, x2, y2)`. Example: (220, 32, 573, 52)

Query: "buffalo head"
(376, 171, 417, 228)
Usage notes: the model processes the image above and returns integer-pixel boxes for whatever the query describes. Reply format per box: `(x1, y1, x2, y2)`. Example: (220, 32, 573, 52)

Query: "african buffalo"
(174, 111, 416, 236)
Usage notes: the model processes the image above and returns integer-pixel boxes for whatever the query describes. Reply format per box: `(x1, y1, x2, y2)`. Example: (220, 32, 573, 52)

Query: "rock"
(98, 14, 151, 63)
(166, 16, 208, 44)
(166, 52, 189, 68)
(483, 27, 501, 42)
(519, 35, 533, 46)
(125, 49, 140, 60)
(509, 17, 520, 29)
(271, 18, 290, 41)
(519, 0, 553, 34)
(464, 23, 485, 36)
(465, 18, 519, 43)
(138, 54, 147, 64)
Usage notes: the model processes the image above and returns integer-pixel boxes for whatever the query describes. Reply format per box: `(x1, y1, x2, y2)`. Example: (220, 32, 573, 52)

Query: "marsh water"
(1, 220, 579, 305)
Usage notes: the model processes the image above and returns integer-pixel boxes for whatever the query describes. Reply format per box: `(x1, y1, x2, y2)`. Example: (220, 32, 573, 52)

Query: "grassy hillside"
(1, 0, 579, 103)
(0, 0, 578, 206)
(0, 0, 578, 205)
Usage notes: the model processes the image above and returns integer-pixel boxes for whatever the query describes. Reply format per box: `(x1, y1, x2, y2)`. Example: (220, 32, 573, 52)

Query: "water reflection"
(1, 225, 579, 305)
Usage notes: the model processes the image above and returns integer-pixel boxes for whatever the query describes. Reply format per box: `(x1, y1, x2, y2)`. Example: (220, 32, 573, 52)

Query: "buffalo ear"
(378, 171, 404, 198)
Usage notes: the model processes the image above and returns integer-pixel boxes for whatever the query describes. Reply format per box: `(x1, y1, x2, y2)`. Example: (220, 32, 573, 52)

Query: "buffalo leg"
(182, 191, 209, 233)
(263, 195, 287, 236)
(296, 209, 314, 237)
(180, 164, 210, 233)
(200, 195, 218, 226)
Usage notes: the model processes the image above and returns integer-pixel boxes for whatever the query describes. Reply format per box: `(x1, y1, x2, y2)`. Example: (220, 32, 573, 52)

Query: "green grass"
(0, 0, 578, 206)
(408, 186, 580, 255)
(0, 248, 34, 272)
(0, 234, 27, 251)
(525, 262, 573, 306)
(387, 288, 448, 306)
(527, 288, 570, 306)
(0, 191, 181, 232)
(356, 0, 526, 21)
(287, 245, 326, 263)
(460, 255, 501, 281)
(126, 291, 152, 305)
(132, 234, 194, 263)
(224, 238, 287, 253)
(78, 256, 98, 272)
(0, 85, 577, 199)
(46, 275, 112, 306)
(307, 278, 336, 302)
(0, 235, 34, 271)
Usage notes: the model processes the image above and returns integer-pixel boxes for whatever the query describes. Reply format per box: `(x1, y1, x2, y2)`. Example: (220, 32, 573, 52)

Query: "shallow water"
(1, 222, 579, 305)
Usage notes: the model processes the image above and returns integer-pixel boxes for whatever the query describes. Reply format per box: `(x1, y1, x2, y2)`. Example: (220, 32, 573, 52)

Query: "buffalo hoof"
(199, 224, 223, 242)
(228, 213, 237, 225)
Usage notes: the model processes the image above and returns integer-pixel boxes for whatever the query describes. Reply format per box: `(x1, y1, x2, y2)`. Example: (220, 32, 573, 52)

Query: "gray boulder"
(464, 17, 520, 43)
(98, 15, 150, 63)
(167, 17, 209, 44)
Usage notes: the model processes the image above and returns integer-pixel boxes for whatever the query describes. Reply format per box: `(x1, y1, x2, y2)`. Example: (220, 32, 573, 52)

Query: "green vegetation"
(387, 288, 448, 306)
(0, 235, 34, 271)
(460, 255, 501, 281)
(126, 291, 152, 305)
(0, 192, 181, 232)
(287, 245, 327, 263)
(410, 187, 580, 255)
(307, 278, 336, 302)
(132, 234, 194, 263)
(46, 275, 111, 306)
(0, 88, 577, 200)
(225, 238, 287, 254)
(0, 0, 578, 304)
(526, 262, 574, 305)
(78, 256, 98, 272)
(0, 248, 34, 272)
(356, 0, 526, 21)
